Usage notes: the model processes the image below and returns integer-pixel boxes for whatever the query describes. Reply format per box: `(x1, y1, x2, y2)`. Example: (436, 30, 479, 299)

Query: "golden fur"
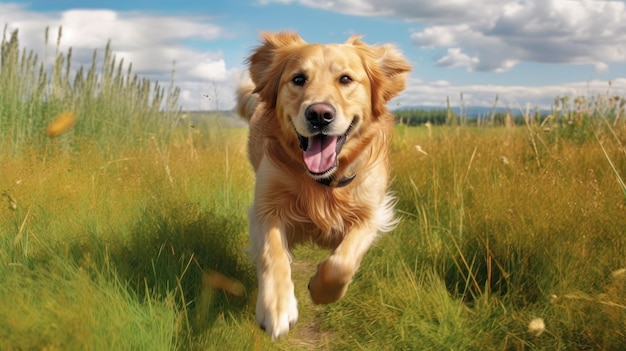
(236, 32, 411, 339)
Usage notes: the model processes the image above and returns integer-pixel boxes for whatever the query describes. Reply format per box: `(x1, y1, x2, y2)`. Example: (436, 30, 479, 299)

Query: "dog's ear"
(248, 32, 306, 108)
(349, 37, 411, 117)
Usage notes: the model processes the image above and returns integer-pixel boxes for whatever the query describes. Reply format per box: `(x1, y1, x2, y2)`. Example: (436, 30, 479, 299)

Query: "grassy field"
(2, 29, 626, 350)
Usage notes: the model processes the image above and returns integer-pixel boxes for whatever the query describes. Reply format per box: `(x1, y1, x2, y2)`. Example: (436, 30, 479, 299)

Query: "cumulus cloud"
(436, 48, 479, 71)
(594, 62, 609, 73)
(56, 10, 222, 48)
(0, 3, 233, 110)
(259, 0, 391, 16)
(395, 77, 626, 111)
(262, 0, 626, 72)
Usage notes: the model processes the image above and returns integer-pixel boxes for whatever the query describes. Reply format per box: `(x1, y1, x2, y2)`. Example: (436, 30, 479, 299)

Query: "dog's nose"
(305, 103, 335, 128)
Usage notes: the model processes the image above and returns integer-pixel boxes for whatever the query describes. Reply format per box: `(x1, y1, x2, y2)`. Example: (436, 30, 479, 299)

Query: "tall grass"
(0, 125, 262, 350)
(328, 115, 626, 349)
(0, 26, 181, 155)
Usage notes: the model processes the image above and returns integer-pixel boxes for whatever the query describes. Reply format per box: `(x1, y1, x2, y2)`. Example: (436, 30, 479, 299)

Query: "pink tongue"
(303, 136, 338, 174)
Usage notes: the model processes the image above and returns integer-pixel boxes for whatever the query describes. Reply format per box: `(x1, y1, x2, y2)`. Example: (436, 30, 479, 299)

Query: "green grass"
(2, 29, 626, 350)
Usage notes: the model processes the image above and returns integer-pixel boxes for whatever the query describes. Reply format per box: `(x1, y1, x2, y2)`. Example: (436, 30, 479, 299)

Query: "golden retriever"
(236, 32, 411, 339)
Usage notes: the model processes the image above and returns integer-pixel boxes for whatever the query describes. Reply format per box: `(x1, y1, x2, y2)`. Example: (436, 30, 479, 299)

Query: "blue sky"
(2, 0, 625, 110)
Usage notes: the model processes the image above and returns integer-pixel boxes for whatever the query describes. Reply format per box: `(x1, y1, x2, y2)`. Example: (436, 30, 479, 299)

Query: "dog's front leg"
(308, 191, 397, 304)
(249, 211, 298, 339)
(308, 224, 379, 305)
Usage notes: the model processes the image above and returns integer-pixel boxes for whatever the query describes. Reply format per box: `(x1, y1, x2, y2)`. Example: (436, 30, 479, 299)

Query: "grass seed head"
(202, 270, 245, 296)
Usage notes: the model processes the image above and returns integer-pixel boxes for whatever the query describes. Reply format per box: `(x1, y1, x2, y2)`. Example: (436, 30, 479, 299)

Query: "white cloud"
(411, 24, 467, 48)
(395, 77, 626, 110)
(0, 3, 230, 110)
(595, 62, 609, 73)
(56, 10, 222, 49)
(260, 0, 391, 16)
(436, 48, 479, 71)
(262, 0, 626, 72)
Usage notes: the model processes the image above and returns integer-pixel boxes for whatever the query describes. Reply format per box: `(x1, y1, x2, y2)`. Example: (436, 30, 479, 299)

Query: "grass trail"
(288, 256, 335, 350)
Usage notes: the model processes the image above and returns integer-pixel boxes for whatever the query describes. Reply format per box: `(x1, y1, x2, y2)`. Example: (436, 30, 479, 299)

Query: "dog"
(236, 32, 411, 339)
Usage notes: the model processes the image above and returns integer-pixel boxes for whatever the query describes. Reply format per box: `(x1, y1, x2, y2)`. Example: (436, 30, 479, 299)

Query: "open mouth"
(296, 125, 352, 178)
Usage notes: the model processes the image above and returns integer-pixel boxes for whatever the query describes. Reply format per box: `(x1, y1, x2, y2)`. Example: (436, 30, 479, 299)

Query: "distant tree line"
(394, 109, 546, 127)
(394, 109, 451, 126)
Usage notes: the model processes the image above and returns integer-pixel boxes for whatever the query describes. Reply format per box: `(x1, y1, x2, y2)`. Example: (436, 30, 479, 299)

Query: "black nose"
(305, 103, 335, 128)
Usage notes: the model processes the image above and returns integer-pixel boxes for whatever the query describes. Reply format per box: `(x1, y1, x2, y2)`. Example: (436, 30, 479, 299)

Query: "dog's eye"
(339, 75, 352, 84)
(292, 74, 306, 86)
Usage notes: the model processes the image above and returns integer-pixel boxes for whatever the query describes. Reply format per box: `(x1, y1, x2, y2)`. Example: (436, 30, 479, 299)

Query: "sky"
(1, 0, 625, 111)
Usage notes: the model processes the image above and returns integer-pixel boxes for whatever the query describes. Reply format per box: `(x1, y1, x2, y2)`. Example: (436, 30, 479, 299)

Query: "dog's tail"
(236, 79, 259, 123)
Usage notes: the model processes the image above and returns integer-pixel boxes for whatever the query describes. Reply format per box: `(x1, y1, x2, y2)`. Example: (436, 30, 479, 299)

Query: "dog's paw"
(256, 280, 298, 339)
(308, 259, 351, 305)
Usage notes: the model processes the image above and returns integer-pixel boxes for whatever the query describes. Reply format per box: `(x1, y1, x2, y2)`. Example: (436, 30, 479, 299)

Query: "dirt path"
(284, 258, 334, 351)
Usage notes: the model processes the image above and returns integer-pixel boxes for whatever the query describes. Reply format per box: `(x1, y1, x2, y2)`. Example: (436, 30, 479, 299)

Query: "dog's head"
(248, 32, 411, 181)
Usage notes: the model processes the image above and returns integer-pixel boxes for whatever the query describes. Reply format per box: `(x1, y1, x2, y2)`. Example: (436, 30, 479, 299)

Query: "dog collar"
(316, 173, 357, 188)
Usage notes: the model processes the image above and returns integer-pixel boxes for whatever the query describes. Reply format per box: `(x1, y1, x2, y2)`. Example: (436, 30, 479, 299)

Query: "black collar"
(316, 173, 357, 188)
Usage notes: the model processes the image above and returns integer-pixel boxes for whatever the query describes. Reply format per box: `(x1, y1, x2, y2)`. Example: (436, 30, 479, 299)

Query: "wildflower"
(46, 111, 76, 137)
(611, 268, 626, 281)
(611, 268, 626, 286)
(2, 191, 17, 210)
(413, 145, 428, 156)
(528, 317, 545, 337)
